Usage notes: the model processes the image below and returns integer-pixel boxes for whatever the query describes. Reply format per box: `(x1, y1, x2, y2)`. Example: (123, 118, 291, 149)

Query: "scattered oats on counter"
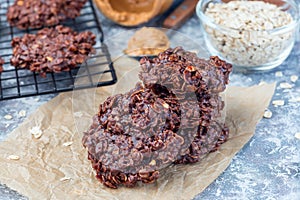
(30, 126, 43, 139)
(74, 112, 83, 117)
(258, 81, 267, 86)
(204, 1, 294, 66)
(295, 133, 300, 140)
(149, 159, 156, 166)
(60, 125, 70, 133)
(263, 109, 273, 119)
(4, 114, 13, 120)
(7, 155, 20, 160)
(73, 189, 83, 195)
(279, 82, 293, 89)
(290, 75, 298, 83)
(275, 71, 283, 77)
(272, 100, 285, 106)
(289, 97, 300, 103)
(63, 141, 73, 147)
(18, 110, 26, 117)
(60, 177, 71, 182)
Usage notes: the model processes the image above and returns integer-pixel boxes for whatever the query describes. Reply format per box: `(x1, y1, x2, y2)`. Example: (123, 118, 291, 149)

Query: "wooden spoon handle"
(162, 0, 199, 29)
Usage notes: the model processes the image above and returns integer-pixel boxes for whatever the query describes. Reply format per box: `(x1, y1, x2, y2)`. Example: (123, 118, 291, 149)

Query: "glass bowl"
(196, 0, 300, 71)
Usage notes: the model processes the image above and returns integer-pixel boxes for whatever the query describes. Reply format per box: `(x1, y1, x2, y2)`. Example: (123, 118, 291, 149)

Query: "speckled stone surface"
(0, 6, 300, 200)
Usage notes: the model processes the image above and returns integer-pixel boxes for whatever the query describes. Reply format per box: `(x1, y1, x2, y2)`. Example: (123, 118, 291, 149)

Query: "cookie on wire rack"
(7, 0, 88, 29)
(10, 25, 96, 77)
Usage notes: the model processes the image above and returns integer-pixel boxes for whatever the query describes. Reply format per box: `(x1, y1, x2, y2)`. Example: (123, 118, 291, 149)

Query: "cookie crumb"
(263, 110, 272, 118)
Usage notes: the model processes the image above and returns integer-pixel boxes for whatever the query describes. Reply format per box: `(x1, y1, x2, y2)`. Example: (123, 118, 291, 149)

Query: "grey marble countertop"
(1, 5, 300, 200)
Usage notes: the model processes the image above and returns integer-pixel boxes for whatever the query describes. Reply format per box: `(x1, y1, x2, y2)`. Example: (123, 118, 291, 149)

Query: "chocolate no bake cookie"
(0, 57, 4, 73)
(175, 120, 229, 164)
(83, 83, 192, 188)
(10, 25, 96, 77)
(7, 0, 87, 29)
(138, 47, 232, 164)
(83, 47, 232, 189)
(84, 85, 228, 189)
(139, 46, 232, 99)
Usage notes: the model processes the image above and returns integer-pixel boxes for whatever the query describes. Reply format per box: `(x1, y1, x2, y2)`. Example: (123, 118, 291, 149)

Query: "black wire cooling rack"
(0, 0, 117, 100)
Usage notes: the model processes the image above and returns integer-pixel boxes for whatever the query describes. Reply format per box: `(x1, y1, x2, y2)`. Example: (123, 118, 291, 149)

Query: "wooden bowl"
(94, 0, 173, 26)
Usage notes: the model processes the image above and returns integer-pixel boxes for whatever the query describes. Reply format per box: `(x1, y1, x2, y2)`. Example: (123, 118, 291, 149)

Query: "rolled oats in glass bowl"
(196, 0, 300, 71)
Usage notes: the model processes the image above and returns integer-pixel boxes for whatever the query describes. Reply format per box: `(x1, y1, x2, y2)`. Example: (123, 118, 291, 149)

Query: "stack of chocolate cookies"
(83, 47, 232, 189)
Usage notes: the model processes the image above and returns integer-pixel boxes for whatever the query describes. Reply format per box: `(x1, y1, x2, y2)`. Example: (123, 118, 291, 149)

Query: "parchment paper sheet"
(0, 57, 276, 200)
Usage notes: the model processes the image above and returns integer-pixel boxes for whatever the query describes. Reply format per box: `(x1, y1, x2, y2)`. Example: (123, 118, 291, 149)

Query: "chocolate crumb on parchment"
(83, 47, 232, 189)
(7, 0, 87, 29)
(10, 25, 96, 77)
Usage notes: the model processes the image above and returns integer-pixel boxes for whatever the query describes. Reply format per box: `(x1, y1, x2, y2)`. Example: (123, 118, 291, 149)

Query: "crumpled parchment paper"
(0, 57, 275, 200)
